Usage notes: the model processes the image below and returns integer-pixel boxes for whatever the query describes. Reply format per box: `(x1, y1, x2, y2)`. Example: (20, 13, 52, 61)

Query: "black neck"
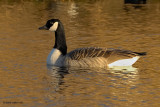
(53, 22, 67, 55)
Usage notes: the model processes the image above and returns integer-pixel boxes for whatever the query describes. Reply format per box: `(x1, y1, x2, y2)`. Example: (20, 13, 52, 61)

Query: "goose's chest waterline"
(47, 48, 64, 66)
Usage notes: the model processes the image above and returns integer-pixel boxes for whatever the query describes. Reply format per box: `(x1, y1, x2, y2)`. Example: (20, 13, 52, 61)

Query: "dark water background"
(0, 0, 160, 107)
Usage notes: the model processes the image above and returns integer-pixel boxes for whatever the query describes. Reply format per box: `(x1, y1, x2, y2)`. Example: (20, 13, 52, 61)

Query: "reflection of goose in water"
(46, 65, 139, 96)
(39, 19, 146, 68)
(46, 66, 69, 91)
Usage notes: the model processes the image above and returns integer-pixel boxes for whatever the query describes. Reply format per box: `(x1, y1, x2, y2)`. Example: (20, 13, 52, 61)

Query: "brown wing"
(67, 47, 145, 64)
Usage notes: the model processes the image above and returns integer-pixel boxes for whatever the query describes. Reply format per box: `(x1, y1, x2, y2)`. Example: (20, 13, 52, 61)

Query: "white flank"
(49, 22, 58, 32)
(108, 56, 140, 67)
(47, 48, 62, 65)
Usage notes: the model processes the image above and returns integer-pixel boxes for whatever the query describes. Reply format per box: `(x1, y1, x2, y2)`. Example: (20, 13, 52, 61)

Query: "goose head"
(39, 19, 67, 55)
(39, 19, 60, 32)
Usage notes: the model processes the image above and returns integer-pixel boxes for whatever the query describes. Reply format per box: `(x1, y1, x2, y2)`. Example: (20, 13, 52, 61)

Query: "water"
(0, 0, 160, 106)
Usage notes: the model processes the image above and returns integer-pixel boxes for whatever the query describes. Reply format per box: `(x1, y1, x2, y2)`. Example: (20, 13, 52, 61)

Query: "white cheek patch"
(49, 22, 58, 32)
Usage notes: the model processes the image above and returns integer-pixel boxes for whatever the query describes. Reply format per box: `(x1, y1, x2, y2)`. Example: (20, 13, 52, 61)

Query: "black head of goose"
(39, 19, 146, 68)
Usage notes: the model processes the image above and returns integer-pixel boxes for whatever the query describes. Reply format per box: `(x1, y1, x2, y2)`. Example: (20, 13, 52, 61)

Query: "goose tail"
(134, 52, 147, 56)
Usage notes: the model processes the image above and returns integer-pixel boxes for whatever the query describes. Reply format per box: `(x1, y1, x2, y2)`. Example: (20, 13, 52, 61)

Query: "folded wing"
(67, 47, 146, 66)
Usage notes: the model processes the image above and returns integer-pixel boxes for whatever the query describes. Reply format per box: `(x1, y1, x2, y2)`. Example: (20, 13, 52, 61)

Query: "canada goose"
(39, 19, 146, 68)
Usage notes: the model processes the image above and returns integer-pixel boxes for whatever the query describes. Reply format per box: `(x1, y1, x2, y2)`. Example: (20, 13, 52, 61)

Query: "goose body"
(39, 19, 146, 68)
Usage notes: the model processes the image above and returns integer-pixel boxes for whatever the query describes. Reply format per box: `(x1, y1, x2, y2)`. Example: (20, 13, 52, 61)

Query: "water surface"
(0, 0, 160, 107)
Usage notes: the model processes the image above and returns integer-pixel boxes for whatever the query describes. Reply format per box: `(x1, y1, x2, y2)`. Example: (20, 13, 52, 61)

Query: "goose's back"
(65, 47, 143, 67)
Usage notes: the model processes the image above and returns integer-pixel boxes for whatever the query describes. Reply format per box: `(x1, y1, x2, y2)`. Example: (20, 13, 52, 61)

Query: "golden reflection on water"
(0, 0, 160, 106)
(46, 67, 141, 107)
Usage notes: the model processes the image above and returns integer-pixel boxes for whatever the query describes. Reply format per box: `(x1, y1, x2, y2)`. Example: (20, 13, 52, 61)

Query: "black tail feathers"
(134, 52, 147, 56)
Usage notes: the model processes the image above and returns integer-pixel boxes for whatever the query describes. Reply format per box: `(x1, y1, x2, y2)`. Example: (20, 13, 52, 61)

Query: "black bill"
(39, 25, 49, 30)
